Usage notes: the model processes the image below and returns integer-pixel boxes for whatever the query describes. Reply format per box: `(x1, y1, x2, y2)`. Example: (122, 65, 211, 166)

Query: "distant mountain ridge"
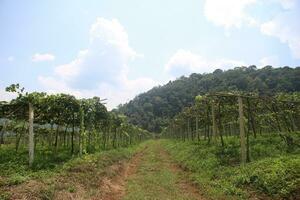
(117, 66, 300, 132)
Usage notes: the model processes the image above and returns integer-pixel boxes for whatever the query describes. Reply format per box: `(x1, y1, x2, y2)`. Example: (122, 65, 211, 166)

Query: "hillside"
(118, 66, 300, 132)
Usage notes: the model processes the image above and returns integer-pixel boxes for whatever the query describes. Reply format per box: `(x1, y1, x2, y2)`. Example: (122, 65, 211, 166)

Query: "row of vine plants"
(0, 84, 152, 167)
(163, 92, 300, 164)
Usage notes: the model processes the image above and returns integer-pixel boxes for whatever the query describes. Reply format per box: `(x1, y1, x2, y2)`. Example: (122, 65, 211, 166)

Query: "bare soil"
(96, 148, 145, 200)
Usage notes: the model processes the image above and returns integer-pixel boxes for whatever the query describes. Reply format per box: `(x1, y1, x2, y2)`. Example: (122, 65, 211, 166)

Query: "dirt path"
(157, 145, 205, 200)
(3, 141, 204, 200)
(3, 147, 147, 200)
(97, 147, 146, 200)
(96, 140, 205, 200)
(121, 140, 205, 200)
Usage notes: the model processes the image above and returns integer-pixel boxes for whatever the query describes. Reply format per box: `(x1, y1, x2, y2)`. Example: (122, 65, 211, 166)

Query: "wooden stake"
(229, 122, 233, 136)
(211, 100, 217, 140)
(196, 116, 199, 141)
(28, 103, 34, 167)
(0, 120, 7, 146)
(79, 107, 84, 156)
(187, 118, 190, 140)
(238, 96, 246, 164)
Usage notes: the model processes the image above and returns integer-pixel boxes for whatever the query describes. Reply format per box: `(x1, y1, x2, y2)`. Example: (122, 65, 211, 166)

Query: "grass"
(1, 133, 299, 199)
(0, 140, 145, 184)
(161, 132, 300, 199)
(123, 140, 199, 200)
(0, 142, 146, 200)
(0, 145, 74, 177)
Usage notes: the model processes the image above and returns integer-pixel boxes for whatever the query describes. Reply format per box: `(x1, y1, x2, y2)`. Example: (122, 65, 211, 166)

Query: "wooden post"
(229, 122, 233, 136)
(187, 117, 194, 140)
(222, 123, 226, 137)
(79, 107, 84, 156)
(71, 113, 75, 155)
(196, 116, 199, 141)
(0, 120, 7, 146)
(211, 100, 217, 140)
(28, 103, 34, 167)
(289, 112, 297, 131)
(238, 96, 247, 165)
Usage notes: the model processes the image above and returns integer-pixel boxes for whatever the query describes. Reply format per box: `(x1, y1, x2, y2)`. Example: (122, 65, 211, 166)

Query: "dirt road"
(103, 141, 205, 200)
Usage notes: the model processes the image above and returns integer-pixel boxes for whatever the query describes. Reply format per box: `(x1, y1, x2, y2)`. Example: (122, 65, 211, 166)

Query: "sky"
(0, 0, 299, 109)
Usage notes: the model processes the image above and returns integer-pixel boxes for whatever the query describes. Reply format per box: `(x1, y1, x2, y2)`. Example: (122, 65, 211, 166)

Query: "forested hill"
(117, 66, 300, 132)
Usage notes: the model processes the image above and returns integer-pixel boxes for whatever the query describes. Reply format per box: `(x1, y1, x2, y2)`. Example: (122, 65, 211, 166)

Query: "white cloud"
(204, 0, 300, 58)
(165, 49, 245, 77)
(38, 74, 156, 110)
(32, 53, 55, 62)
(54, 50, 85, 80)
(39, 18, 156, 109)
(90, 18, 140, 60)
(7, 56, 15, 62)
(204, 0, 258, 30)
(259, 55, 280, 67)
(260, 1, 300, 58)
(97, 76, 156, 109)
(278, 0, 297, 9)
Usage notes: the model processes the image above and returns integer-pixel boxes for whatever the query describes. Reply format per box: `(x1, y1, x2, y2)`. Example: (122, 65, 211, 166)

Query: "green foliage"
(118, 66, 300, 132)
(38, 186, 55, 200)
(31, 149, 73, 170)
(124, 140, 200, 200)
(0, 146, 28, 177)
(67, 185, 76, 193)
(233, 156, 300, 198)
(0, 142, 144, 187)
(0, 84, 152, 173)
(161, 134, 300, 199)
(0, 141, 146, 198)
(0, 146, 72, 187)
(0, 192, 11, 200)
(6, 174, 28, 186)
(0, 145, 76, 173)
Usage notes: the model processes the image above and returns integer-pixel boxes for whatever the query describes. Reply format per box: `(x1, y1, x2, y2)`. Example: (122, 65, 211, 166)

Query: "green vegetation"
(162, 134, 300, 199)
(124, 140, 202, 200)
(1, 66, 300, 199)
(163, 91, 300, 163)
(161, 88, 300, 199)
(0, 84, 151, 169)
(0, 142, 145, 200)
(118, 66, 300, 132)
(0, 83, 152, 199)
(0, 144, 77, 188)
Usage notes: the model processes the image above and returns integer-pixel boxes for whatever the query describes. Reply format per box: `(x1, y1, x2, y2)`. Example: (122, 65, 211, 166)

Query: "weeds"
(162, 133, 300, 199)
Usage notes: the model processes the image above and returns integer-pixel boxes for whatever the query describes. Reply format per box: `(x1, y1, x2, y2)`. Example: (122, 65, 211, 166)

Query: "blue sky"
(0, 0, 299, 109)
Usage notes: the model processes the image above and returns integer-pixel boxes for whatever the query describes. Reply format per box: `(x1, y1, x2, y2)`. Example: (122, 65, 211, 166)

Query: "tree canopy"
(117, 66, 300, 132)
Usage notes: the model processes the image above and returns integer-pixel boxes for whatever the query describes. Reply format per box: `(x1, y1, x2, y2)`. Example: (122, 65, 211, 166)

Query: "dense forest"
(117, 66, 300, 132)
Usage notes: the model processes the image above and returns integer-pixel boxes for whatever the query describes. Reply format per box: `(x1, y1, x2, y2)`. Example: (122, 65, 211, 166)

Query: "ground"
(123, 141, 204, 200)
(0, 140, 205, 200)
(2, 138, 298, 200)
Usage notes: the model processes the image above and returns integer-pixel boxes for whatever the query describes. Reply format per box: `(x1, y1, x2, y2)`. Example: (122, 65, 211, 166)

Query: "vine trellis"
(0, 85, 152, 167)
(164, 92, 300, 164)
